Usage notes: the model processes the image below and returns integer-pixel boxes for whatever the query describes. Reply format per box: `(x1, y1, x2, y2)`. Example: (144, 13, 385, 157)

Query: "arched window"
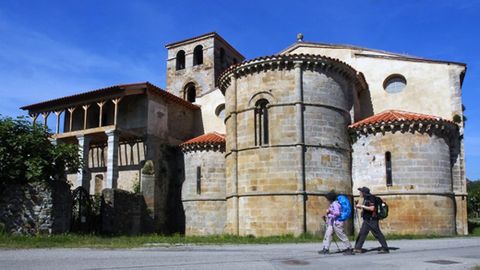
(215, 103, 226, 120)
(193, 45, 203, 66)
(184, 84, 196, 102)
(385, 151, 392, 186)
(176, 50, 185, 70)
(255, 99, 269, 146)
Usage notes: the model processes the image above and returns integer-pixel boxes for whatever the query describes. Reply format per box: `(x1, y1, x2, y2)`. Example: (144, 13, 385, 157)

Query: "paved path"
(1, 237, 480, 270)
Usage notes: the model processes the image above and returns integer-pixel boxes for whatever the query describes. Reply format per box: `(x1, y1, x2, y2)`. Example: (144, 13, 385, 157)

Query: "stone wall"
(166, 37, 216, 99)
(282, 43, 466, 121)
(352, 131, 459, 235)
(373, 194, 455, 235)
(195, 89, 226, 134)
(166, 34, 244, 100)
(0, 181, 71, 235)
(182, 149, 226, 235)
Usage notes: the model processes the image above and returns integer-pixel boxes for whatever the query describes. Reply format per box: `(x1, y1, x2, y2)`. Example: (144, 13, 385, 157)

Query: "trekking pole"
(354, 200, 361, 245)
(324, 217, 341, 253)
(332, 233, 340, 252)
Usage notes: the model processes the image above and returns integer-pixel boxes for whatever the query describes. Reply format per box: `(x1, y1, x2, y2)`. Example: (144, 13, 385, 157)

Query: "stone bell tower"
(165, 32, 244, 102)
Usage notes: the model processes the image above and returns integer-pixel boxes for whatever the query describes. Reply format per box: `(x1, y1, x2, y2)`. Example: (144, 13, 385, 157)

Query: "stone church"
(21, 32, 468, 236)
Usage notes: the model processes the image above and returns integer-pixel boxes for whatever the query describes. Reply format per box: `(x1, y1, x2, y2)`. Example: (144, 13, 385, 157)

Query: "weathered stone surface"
(182, 149, 226, 235)
(352, 131, 460, 235)
(223, 57, 355, 236)
(0, 181, 71, 235)
(101, 188, 152, 235)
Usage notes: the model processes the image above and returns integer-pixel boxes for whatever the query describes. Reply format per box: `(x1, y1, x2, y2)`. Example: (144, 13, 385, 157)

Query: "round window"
(215, 104, 226, 119)
(383, 75, 407, 93)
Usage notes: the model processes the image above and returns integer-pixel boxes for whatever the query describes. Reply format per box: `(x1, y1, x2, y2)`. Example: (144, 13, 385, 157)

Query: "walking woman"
(320, 190, 354, 255)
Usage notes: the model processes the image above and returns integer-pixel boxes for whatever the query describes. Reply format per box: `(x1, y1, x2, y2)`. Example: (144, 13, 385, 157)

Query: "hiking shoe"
(353, 249, 363, 254)
(343, 248, 354, 255)
(318, 248, 329, 255)
(378, 248, 390, 254)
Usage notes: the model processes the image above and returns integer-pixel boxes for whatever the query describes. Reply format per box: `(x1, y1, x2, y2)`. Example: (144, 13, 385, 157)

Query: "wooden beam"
(112, 97, 122, 126)
(82, 104, 90, 130)
(97, 101, 106, 127)
(54, 110, 63, 134)
(67, 107, 76, 132)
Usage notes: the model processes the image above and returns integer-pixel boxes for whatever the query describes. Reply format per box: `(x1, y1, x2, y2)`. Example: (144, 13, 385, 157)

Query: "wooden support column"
(54, 110, 63, 134)
(29, 113, 38, 126)
(112, 98, 122, 126)
(82, 104, 90, 130)
(67, 107, 76, 132)
(97, 101, 106, 127)
(41, 112, 50, 128)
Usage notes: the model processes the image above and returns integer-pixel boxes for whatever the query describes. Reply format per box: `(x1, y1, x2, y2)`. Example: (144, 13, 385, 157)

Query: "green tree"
(0, 115, 81, 186)
(467, 180, 480, 218)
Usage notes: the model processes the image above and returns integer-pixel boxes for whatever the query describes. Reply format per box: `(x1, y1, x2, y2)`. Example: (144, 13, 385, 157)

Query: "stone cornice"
(349, 118, 459, 140)
(180, 143, 225, 153)
(217, 54, 368, 93)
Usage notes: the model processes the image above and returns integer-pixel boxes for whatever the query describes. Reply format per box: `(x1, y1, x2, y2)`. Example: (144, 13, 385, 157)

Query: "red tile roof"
(21, 82, 199, 112)
(180, 132, 226, 147)
(349, 110, 456, 130)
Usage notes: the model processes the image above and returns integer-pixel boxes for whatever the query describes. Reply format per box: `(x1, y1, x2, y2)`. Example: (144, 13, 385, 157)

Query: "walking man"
(320, 190, 354, 255)
(354, 187, 389, 254)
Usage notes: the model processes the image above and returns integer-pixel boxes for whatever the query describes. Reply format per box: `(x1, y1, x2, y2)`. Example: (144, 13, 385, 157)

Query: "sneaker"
(343, 248, 355, 255)
(318, 248, 329, 255)
(353, 248, 363, 254)
(378, 248, 390, 254)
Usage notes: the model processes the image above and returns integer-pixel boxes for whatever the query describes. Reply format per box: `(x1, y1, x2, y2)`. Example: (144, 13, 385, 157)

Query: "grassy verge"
(0, 233, 325, 249)
(1, 232, 478, 249)
(469, 218, 480, 236)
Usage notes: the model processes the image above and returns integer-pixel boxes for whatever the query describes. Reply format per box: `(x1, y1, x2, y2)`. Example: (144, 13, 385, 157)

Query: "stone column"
(76, 135, 91, 191)
(105, 129, 119, 189)
(231, 74, 240, 235)
(294, 61, 306, 235)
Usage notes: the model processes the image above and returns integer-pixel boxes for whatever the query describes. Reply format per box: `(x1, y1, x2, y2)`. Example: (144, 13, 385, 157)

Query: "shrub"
(0, 116, 82, 186)
(468, 180, 480, 218)
(132, 177, 141, 194)
(141, 160, 155, 175)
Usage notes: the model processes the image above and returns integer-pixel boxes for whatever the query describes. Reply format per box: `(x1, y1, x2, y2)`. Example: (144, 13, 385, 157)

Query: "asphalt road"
(1, 237, 479, 270)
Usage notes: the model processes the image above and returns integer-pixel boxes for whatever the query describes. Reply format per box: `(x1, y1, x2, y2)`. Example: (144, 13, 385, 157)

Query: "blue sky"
(0, 1, 479, 179)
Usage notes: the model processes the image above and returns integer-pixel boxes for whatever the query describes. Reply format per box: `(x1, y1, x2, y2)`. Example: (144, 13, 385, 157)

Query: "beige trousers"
(322, 222, 352, 250)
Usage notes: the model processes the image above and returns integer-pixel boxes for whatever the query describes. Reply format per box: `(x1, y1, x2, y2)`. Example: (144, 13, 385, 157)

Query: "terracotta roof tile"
(349, 110, 456, 130)
(180, 132, 226, 147)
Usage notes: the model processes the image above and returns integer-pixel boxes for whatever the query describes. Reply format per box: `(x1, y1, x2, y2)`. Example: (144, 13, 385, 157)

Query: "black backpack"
(373, 196, 389, 220)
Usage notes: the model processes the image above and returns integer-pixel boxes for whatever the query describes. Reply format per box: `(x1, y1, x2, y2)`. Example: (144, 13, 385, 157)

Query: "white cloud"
(0, 15, 164, 117)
